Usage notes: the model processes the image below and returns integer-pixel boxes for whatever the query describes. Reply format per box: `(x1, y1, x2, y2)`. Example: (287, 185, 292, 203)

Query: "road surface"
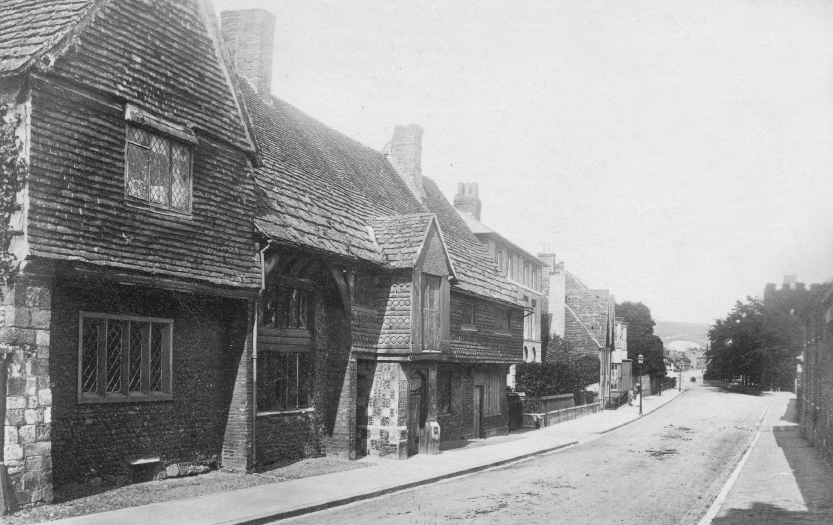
(286, 381, 768, 525)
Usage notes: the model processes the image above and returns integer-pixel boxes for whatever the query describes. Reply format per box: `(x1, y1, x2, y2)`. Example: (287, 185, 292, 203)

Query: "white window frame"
(77, 312, 173, 404)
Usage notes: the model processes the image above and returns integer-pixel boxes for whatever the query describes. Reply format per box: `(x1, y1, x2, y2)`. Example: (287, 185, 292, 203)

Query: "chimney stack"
(221, 9, 276, 98)
(387, 124, 425, 202)
(453, 182, 482, 221)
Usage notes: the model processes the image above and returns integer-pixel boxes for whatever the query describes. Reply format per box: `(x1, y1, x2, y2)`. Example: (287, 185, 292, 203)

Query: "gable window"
(495, 308, 511, 333)
(79, 313, 172, 403)
(461, 302, 477, 329)
(422, 274, 442, 351)
(125, 125, 192, 212)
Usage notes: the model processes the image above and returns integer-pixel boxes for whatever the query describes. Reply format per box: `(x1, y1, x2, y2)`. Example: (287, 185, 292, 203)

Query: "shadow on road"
(711, 397, 833, 524)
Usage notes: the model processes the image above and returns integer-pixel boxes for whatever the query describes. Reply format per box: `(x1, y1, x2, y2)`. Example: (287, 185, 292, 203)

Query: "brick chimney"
(221, 9, 276, 98)
(387, 124, 425, 202)
(453, 183, 482, 221)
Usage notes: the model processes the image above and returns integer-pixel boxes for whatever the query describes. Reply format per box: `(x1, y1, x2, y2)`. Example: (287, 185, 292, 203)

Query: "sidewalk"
(45, 388, 684, 525)
(703, 392, 833, 524)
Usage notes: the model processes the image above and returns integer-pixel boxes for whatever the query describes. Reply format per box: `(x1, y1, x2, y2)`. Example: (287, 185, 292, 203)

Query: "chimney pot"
(221, 9, 276, 98)
(453, 182, 482, 221)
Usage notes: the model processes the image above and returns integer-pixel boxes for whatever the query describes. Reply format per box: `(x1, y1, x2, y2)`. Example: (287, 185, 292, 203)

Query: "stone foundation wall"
(2, 271, 53, 507)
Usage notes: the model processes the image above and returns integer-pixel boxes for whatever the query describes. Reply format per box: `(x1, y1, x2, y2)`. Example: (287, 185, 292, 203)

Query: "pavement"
(45, 387, 685, 525)
(704, 391, 833, 524)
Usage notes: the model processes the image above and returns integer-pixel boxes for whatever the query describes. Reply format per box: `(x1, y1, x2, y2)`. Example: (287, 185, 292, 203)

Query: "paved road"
(286, 382, 768, 525)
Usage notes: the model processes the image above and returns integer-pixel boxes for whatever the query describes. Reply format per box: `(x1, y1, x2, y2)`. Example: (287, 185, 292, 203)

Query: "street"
(287, 381, 768, 525)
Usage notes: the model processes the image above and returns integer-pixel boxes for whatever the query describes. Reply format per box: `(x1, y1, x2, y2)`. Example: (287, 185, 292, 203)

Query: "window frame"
(256, 351, 312, 415)
(460, 301, 477, 331)
(77, 312, 173, 404)
(495, 307, 512, 334)
(124, 123, 194, 216)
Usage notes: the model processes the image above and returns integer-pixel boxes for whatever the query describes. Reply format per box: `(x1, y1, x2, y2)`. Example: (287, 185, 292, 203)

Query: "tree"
(616, 301, 665, 378)
(707, 297, 802, 389)
(516, 336, 599, 398)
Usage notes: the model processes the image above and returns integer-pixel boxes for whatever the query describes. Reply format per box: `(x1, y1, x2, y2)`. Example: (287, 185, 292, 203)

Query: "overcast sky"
(214, 0, 833, 324)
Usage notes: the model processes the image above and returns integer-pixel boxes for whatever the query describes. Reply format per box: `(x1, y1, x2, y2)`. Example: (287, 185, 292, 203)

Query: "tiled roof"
(0, 0, 256, 153)
(241, 80, 521, 306)
(422, 178, 520, 306)
(243, 81, 422, 263)
(458, 211, 547, 267)
(369, 214, 434, 269)
(0, 0, 93, 76)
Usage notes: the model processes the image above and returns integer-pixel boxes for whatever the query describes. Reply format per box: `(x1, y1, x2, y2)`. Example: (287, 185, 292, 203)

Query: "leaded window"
(125, 125, 192, 212)
(263, 287, 311, 330)
(495, 308, 511, 333)
(460, 302, 476, 328)
(79, 313, 173, 403)
(257, 352, 311, 412)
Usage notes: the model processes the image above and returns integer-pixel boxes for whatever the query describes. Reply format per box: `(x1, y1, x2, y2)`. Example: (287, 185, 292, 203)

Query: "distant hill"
(653, 321, 711, 348)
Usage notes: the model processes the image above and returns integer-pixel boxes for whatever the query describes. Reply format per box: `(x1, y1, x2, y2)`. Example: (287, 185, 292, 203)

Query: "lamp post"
(638, 354, 644, 416)
(678, 360, 682, 392)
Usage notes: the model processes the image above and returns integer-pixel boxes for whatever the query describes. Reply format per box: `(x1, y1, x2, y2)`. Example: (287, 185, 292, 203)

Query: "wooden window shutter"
(440, 276, 450, 352)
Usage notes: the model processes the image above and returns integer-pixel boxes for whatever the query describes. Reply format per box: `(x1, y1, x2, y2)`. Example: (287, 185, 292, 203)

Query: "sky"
(214, 0, 833, 324)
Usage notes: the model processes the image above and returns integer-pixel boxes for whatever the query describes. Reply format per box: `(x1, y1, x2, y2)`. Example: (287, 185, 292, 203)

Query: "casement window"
(257, 352, 311, 412)
(125, 124, 192, 212)
(495, 308, 512, 333)
(422, 275, 442, 351)
(438, 367, 453, 414)
(262, 287, 310, 330)
(78, 313, 172, 403)
(460, 302, 477, 329)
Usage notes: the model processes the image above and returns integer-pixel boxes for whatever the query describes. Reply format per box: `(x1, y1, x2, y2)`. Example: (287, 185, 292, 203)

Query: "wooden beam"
(327, 261, 352, 315)
(264, 252, 282, 277)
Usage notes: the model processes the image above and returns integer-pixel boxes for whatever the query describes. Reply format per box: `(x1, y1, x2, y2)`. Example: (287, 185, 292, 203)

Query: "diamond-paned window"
(150, 324, 163, 392)
(78, 313, 173, 403)
(106, 321, 124, 393)
(81, 319, 100, 393)
(126, 125, 191, 212)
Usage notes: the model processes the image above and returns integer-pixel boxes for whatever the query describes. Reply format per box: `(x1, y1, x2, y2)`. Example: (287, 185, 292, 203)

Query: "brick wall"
(2, 268, 54, 507)
(799, 286, 833, 466)
(49, 276, 250, 488)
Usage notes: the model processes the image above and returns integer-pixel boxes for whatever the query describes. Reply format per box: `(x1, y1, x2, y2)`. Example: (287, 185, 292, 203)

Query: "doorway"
(473, 385, 484, 439)
(408, 371, 426, 456)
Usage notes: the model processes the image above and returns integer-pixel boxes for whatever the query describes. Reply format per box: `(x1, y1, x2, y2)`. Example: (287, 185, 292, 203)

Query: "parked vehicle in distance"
(690, 377, 697, 383)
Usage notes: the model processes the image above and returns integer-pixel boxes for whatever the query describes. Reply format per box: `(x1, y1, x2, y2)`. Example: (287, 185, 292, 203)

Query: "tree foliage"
(515, 336, 599, 398)
(616, 301, 665, 378)
(0, 105, 25, 287)
(706, 297, 802, 390)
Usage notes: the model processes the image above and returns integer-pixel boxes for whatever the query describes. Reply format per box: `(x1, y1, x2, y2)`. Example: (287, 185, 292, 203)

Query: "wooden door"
(408, 372, 425, 456)
(473, 385, 484, 439)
